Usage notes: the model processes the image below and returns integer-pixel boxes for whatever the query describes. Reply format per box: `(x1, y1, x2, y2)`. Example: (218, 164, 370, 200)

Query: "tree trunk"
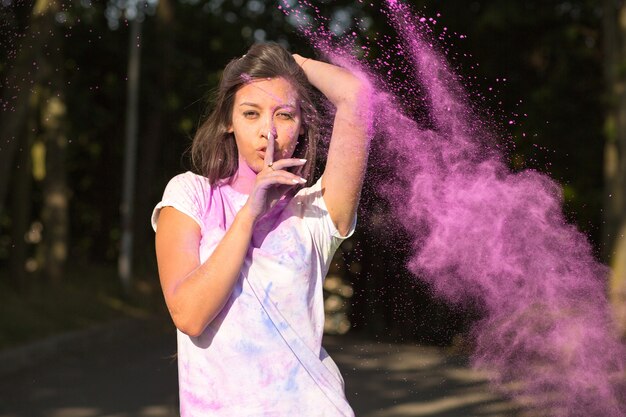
(8, 88, 40, 289)
(35, 0, 69, 284)
(603, 0, 626, 338)
(118, 15, 143, 293)
(1, 0, 68, 284)
(40, 92, 68, 283)
(133, 0, 175, 276)
(0, 3, 37, 220)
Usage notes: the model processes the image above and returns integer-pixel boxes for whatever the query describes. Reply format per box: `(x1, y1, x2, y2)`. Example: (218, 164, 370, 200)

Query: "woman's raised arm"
(293, 54, 372, 236)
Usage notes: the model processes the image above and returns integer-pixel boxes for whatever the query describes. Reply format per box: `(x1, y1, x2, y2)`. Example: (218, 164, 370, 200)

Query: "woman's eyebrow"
(276, 103, 297, 110)
(239, 102, 297, 110)
(239, 102, 261, 108)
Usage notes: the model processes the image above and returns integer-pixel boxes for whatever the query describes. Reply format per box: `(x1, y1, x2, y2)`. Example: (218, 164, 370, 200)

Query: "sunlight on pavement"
(45, 405, 173, 417)
(49, 407, 98, 417)
(325, 335, 526, 417)
(367, 391, 518, 417)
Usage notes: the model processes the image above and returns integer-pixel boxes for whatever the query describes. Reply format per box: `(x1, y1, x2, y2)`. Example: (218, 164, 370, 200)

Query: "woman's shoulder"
(153, 171, 214, 232)
(163, 171, 213, 196)
(168, 170, 211, 186)
(159, 171, 215, 211)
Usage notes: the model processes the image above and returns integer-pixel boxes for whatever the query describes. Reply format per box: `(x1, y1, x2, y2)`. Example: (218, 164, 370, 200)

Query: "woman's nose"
(262, 121, 277, 140)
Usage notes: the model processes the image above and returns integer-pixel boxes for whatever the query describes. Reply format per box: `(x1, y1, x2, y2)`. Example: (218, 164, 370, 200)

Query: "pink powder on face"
(280, 0, 626, 415)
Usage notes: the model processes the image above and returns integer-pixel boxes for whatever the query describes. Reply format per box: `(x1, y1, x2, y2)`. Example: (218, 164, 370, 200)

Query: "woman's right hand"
(241, 158, 307, 222)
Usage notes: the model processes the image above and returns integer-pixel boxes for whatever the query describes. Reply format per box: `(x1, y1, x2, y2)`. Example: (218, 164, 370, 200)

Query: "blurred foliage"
(0, 0, 608, 343)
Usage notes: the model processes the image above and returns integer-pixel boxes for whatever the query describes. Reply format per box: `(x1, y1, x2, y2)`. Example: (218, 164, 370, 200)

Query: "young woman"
(153, 42, 371, 416)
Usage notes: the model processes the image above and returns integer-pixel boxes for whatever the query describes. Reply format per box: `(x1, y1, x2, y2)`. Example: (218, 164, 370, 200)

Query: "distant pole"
(119, 13, 143, 293)
(604, 0, 626, 337)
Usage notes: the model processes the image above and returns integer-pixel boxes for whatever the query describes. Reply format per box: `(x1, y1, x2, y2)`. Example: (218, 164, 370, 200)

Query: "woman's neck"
(230, 158, 256, 194)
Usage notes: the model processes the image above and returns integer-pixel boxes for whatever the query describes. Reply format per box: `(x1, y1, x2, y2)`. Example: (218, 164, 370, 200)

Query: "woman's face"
(229, 77, 304, 174)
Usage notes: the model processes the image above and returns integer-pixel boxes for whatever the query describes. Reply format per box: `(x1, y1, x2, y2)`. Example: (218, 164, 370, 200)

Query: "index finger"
(264, 130, 275, 167)
(269, 158, 307, 171)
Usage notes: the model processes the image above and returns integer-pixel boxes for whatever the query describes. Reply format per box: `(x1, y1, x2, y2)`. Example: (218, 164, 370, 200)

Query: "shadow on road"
(0, 320, 179, 417)
(325, 335, 524, 417)
(0, 320, 525, 417)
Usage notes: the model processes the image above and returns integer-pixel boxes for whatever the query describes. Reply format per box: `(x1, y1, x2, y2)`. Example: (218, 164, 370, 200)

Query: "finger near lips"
(261, 131, 306, 182)
(264, 130, 275, 168)
(262, 132, 305, 168)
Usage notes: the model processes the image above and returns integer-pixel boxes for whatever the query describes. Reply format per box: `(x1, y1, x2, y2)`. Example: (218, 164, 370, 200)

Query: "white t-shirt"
(152, 171, 355, 417)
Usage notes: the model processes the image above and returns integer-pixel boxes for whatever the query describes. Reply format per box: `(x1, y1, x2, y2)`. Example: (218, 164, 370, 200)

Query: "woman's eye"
(277, 112, 294, 120)
(243, 111, 258, 118)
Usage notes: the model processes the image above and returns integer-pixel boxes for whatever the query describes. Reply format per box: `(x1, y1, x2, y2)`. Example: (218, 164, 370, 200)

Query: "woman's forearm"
(163, 206, 256, 337)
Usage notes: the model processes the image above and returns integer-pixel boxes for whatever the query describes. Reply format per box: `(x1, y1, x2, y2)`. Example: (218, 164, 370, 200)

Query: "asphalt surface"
(0, 319, 522, 417)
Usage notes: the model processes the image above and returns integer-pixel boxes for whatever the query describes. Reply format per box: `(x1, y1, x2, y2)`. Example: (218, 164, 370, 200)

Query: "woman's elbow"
(173, 317, 206, 338)
(169, 308, 210, 338)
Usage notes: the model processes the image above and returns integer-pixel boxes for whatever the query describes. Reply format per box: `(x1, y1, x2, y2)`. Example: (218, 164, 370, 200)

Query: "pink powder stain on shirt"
(180, 389, 223, 412)
(280, 0, 626, 415)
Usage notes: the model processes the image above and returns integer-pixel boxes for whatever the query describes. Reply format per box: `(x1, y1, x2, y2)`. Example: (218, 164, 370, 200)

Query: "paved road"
(0, 320, 521, 417)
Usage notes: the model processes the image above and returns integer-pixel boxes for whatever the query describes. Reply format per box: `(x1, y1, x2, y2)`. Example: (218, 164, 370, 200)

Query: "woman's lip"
(256, 150, 266, 159)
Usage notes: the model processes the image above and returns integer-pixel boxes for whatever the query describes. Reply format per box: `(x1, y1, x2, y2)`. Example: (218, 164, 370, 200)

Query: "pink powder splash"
(282, 0, 626, 415)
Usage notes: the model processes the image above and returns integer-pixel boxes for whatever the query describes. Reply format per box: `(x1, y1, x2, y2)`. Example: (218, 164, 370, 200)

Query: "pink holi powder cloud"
(281, 0, 626, 415)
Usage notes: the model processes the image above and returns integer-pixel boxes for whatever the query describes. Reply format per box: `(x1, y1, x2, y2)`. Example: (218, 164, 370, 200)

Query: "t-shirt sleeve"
(296, 176, 357, 267)
(151, 171, 211, 232)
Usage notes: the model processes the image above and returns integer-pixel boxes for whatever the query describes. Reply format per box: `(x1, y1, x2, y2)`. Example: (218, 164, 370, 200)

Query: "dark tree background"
(0, 0, 623, 345)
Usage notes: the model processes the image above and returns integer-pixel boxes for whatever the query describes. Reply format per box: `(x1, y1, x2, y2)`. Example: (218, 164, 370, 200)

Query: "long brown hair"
(191, 42, 319, 185)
